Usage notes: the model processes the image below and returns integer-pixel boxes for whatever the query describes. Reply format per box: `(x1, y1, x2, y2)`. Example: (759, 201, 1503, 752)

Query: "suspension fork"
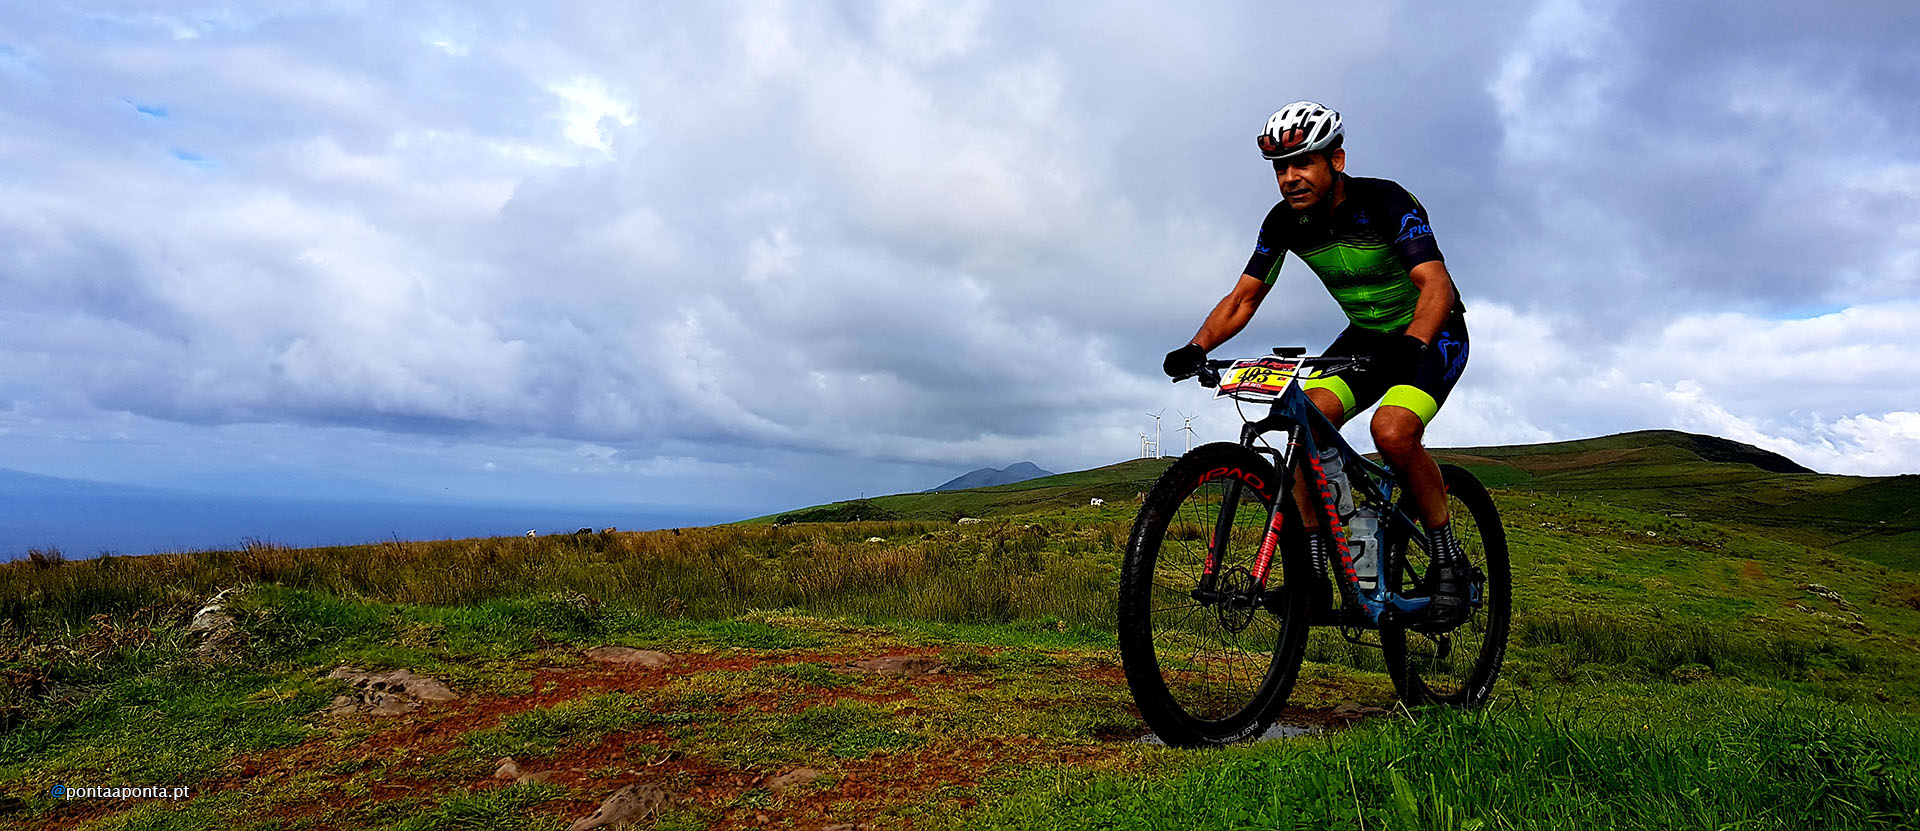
(1244, 424, 1290, 587)
(1196, 422, 1297, 595)
(1247, 424, 1306, 587)
(1198, 481, 1239, 594)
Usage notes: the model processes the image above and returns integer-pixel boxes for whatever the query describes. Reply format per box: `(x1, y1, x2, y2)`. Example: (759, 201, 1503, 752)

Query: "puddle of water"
(1135, 722, 1322, 745)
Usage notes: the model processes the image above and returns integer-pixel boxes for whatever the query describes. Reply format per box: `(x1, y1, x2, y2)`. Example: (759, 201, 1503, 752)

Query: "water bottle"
(1348, 506, 1381, 591)
(1317, 447, 1355, 518)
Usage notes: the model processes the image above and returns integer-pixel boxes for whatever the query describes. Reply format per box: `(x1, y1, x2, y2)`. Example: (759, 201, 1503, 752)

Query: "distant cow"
(1090, 498, 1105, 506)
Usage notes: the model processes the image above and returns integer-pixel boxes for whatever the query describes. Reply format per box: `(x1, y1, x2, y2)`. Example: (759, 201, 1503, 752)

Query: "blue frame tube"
(1247, 382, 1435, 625)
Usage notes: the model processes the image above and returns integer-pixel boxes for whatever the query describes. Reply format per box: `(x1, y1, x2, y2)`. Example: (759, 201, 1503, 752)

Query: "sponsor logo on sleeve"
(1395, 211, 1432, 243)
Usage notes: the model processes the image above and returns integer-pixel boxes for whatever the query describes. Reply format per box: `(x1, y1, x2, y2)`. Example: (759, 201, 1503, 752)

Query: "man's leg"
(1372, 402, 1470, 624)
(1368, 405, 1448, 529)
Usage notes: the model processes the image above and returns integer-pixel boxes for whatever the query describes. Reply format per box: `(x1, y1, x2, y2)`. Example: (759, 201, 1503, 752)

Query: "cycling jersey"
(1241, 175, 1463, 333)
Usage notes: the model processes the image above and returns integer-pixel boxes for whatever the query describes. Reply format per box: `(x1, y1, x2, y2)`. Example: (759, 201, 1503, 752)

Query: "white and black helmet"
(1259, 101, 1344, 161)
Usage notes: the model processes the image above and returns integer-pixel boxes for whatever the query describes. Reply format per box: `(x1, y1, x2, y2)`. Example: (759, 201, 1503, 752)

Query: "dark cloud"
(0, 0, 1916, 510)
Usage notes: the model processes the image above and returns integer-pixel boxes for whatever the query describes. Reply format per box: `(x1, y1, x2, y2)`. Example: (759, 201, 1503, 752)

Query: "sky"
(2, 0, 1917, 521)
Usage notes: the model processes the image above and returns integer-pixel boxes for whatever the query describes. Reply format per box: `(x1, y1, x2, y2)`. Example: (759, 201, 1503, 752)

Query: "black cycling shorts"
(1300, 313, 1469, 425)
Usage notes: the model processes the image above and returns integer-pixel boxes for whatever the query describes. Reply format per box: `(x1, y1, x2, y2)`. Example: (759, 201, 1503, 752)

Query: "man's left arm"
(1402, 261, 1456, 346)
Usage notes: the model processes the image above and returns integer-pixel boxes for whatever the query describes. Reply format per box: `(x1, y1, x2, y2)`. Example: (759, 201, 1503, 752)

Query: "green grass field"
(3, 430, 1918, 829)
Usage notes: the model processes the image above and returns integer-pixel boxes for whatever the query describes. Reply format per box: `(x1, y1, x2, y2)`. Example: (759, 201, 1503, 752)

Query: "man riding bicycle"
(1162, 101, 1473, 628)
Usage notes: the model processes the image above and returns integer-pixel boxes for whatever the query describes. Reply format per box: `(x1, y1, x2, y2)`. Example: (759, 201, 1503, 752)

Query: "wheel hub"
(1213, 566, 1259, 634)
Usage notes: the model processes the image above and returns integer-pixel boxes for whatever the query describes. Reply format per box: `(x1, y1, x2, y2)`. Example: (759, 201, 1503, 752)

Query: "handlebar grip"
(1168, 365, 1223, 388)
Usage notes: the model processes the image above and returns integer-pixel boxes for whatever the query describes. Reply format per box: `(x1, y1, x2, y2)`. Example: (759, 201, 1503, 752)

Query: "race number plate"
(1216, 357, 1300, 402)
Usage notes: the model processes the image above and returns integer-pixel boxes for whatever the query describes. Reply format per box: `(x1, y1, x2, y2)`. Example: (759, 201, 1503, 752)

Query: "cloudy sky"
(2, 0, 1917, 519)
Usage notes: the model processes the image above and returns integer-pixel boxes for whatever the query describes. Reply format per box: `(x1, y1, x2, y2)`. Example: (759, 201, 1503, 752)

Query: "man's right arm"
(1189, 273, 1273, 351)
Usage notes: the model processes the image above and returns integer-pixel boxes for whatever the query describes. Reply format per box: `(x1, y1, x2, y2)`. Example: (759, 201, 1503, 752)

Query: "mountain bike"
(1117, 348, 1511, 747)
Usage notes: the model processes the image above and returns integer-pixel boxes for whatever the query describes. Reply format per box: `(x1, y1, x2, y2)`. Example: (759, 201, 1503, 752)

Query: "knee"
(1306, 388, 1346, 425)
(1370, 416, 1424, 457)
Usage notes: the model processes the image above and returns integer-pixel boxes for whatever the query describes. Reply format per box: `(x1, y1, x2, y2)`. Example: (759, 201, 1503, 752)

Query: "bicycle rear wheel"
(1118, 442, 1312, 747)
(1382, 464, 1511, 707)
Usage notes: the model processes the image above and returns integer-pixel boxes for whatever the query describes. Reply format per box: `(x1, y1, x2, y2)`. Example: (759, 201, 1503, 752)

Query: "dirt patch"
(66, 643, 1242, 829)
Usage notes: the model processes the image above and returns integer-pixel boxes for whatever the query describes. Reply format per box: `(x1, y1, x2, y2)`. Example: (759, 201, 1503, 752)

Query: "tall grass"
(0, 520, 1131, 633)
(953, 699, 1920, 830)
(1516, 610, 1875, 681)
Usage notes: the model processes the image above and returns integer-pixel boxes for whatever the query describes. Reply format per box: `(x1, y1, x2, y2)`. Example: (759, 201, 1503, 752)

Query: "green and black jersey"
(1242, 175, 1463, 332)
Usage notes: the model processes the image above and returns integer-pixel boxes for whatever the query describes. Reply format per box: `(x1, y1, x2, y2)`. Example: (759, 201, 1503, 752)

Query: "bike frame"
(1198, 359, 1436, 627)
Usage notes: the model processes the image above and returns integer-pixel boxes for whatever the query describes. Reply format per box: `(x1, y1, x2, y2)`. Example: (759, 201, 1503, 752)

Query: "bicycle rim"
(1383, 465, 1511, 707)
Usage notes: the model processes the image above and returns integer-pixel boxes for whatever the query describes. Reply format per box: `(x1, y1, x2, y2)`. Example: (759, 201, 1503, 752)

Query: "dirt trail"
(22, 643, 1383, 831)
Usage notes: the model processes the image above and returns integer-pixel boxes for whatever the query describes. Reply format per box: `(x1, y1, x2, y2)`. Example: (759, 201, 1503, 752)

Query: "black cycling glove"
(1163, 343, 1207, 379)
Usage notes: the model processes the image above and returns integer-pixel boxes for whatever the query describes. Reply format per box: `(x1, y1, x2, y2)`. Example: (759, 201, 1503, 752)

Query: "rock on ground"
(185, 589, 244, 661)
(844, 655, 944, 678)
(1330, 701, 1388, 720)
(493, 757, 557, 785)
(322, 667, 458, 717)
(567, 782, 672, 830)
(582, 646, 672, 667)
(762, 767, 821, 793)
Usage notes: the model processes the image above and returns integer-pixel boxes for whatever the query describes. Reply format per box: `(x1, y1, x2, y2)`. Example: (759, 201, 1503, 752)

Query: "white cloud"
(548, 76, 637, 154)
(1430, 300, 1920, 475)
(874, 0, 987, 65)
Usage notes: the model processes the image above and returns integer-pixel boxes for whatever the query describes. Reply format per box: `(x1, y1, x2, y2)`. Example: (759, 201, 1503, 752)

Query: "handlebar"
(1170, 348, 1372, 389)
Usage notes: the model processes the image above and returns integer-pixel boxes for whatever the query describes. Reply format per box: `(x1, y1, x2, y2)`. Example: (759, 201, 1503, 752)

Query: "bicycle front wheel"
(1117, 442, 1312, 747)
(1382, 464, 1511, 707)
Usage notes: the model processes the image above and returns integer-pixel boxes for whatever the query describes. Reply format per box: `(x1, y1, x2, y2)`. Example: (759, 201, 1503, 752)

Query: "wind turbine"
(1146, 410, 1164, 458)
(1179, 411, 1197, 455)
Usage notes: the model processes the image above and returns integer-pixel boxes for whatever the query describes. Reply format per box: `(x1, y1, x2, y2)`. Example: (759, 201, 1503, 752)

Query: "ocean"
(1, 489, 742, 560)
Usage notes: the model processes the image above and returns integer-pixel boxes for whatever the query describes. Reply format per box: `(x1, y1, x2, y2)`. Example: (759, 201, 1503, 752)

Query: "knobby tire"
(1118, 442, 1312, 747)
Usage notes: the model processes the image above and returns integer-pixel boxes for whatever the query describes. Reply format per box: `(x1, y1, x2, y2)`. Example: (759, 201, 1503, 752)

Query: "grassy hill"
(1436, 429, 1920, 571)
(755, 458, 1175, 524)
(764, 429, 1920, 571)
(3, 430, 1918, 829)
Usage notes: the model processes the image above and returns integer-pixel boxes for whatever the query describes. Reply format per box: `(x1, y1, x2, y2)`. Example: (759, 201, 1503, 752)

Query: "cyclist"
(1162, 101, 1473, 628)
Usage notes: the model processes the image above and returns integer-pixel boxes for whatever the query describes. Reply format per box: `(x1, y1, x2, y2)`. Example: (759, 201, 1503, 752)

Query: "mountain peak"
(1599, 430, 1813, 474)
(928, 462, 1056, 492)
